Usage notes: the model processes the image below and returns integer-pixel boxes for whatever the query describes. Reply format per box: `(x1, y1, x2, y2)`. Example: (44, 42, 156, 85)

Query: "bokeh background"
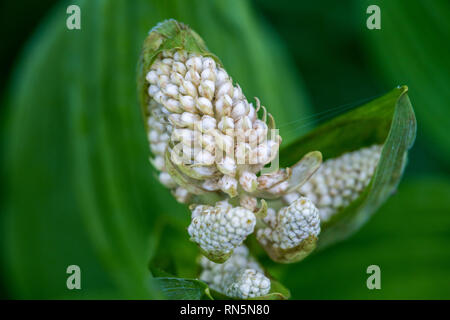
(1, 0, 449, 299)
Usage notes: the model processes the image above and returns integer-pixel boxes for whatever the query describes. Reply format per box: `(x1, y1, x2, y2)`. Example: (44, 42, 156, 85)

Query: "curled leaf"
(280, 86, 417, 247)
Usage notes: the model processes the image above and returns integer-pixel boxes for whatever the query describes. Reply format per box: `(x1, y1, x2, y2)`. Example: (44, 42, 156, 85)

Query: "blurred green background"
(0, 0, 449, 299)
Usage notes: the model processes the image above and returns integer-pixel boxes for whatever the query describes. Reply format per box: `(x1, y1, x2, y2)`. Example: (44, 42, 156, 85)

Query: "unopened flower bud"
(188, 204, 256, 262)
(257, 197, 320, 263)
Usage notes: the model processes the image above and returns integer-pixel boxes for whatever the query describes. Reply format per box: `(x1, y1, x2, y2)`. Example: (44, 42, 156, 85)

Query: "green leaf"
(280, 86, 416, 247)
(154, 277, 213, 300)
(361, 0, 450, 165)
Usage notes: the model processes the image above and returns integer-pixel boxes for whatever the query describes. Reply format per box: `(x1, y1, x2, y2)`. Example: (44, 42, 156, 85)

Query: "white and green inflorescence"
(199, 245, 271, 299)
(144, 48, 383, 264)
(145, 49, 281, 201)
(188, 201, 256, 262)
(141, 21, 386, 299)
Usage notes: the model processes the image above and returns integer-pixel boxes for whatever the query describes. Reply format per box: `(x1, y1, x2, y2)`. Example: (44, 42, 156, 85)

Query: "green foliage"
(361, 0, 450, 164)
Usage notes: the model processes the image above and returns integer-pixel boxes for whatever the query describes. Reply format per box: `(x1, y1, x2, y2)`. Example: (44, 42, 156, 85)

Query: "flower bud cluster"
(188, 201, 256, 262)
(283, 145, 382, 222)
(257, 197, 320, 251)
(145, 50, 281, 200)
(199, 245, 270, 299)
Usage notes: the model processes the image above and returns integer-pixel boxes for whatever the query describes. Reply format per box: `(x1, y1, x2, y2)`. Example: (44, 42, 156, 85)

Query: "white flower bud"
(150, 156, 165, 171)
(239, 171, 258, 193)
(217, 81, 234, 98)
(231, 101, 248, 120)
(202, 57, 216, 70)
(180, 95, 196, 113)
(215, 95, 233, 117)
(182, 80, 197, 97)
(218, 116, 235, 132)
(196, 97, 214, 116)
(195, 150, 215, 165)
(161, 58, 173, 65)
(159, 172, 177, 188)
(201, 68, 216, 81)
(218, 175, 238, 197)
(185, 69, 201, 86)
(170, 72, 184, 86)
(158, 74, 170, 88)
(232, 84, 244, 101)
(199, 80, 215, 100)
(174, 187, 190, 203)
(148, 84, 159, 96)
(163, 98, 182, 113)
(196, 115, 216, 133)
(172, 61, 186, 75)
(217, 156, 237, 176)
(215, 68, 229, 86)
(174, 50, 188, 62)
(235, 116, 252, 131)
(186, 56, 203, 71)
(163, 83, 179, 98)
(146, 70, 158, 84)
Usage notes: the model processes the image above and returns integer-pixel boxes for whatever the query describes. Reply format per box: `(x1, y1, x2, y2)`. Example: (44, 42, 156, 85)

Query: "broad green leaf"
(360, 0, 450, 165)
(280, 86, 416, 247)
(1, 0, 309, 298)
(277, 177, 450, 299)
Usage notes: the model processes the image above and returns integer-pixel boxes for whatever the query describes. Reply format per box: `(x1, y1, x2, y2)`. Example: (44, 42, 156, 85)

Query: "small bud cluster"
(257, 197, 320, 250)
(284, 145, 382, 222)
(226, 269, 271, 299)
(199, 245, 271, 299)
(145, 50, 281, 200)
(188, 201, 256, 262)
